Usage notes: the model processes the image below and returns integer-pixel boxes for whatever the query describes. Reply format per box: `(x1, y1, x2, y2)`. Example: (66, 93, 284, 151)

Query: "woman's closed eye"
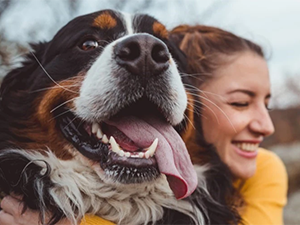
(229, 102, 249, 107)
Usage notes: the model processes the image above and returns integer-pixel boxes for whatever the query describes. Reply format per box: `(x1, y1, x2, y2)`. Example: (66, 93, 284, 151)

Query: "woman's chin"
(231, 162, 257, 180)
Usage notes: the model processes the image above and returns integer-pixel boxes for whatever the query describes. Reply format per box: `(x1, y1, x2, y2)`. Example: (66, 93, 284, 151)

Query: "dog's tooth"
(96, 128, 103, 139)
(92, 123, 99, 134)
(102, 134, 109, 144)
(145, 151, 150, 159)
(125, 152, 131, 157)
(119, 150, 125, 157)
(139, 152, 144, 158)
(109, 136, 121, 153)
(147, 138, 158, 157)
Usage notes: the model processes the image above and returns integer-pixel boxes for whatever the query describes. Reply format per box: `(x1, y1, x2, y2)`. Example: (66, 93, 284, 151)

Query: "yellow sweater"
(80, 215, 115, 225)
(235, 148, 288, 225)
(80, 149, 288, 225)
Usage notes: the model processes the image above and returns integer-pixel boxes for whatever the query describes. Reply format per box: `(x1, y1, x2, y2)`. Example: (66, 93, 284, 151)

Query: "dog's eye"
(80, 40, 99, 51)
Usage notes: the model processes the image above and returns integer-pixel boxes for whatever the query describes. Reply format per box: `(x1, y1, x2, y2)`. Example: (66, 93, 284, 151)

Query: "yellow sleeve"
(239, 149, 288, 225)
(80, 215, 116, 225)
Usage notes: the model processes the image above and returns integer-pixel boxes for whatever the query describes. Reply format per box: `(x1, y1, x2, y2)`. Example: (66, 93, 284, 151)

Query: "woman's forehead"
(203, 51, 270, 93)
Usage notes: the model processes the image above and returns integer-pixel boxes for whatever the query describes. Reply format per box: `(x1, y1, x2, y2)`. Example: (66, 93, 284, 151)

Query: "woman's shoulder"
(80, 215, 116, 225)
(241, 148, 288, 193)
(256, 148, 286, 176)
(237, 150, 288, 225)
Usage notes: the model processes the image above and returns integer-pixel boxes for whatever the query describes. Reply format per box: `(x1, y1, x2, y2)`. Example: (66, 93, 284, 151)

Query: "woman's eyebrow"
(226, 89, 255, 97)
(227, 89, 272, 99)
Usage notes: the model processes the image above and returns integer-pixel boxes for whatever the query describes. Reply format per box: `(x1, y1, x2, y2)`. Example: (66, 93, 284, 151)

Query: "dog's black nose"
(114, 34, 170, 76)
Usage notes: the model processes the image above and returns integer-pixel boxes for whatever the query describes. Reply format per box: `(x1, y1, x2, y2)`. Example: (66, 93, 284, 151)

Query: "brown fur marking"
(153, 22, 168, 39)
(12, 76, 84, 160)
(181, 92, 205, 165)
(93, 12, 117, 29)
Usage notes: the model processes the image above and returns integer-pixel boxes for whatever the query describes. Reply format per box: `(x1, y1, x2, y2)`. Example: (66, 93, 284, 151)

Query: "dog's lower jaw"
(0, 150, 204, 225)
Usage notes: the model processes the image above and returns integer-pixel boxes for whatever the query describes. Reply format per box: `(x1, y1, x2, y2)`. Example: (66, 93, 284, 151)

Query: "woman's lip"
(231, 143, 258, 159)
(232, 140, 262, 144)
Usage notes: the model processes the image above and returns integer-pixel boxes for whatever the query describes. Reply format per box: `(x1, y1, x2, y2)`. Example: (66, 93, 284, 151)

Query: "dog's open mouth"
(57, 98, 197, 199)
(57, 99, 160, 183)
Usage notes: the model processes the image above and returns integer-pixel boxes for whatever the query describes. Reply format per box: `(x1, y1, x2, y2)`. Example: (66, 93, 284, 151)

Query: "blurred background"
(0, 0, 299, 223)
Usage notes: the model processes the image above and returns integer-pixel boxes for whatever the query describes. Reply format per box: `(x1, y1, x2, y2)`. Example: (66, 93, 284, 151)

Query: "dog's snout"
(114, 34, 170, 76)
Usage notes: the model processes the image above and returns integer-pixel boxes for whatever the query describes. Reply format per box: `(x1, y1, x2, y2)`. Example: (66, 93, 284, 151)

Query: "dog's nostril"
(114, 34, 170, 77)
(152, 44, 169, 64)
(117, 42, 141, 61)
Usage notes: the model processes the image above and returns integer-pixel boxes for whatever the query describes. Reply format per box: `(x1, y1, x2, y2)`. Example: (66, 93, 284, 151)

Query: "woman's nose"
(249, 106, 275, 137)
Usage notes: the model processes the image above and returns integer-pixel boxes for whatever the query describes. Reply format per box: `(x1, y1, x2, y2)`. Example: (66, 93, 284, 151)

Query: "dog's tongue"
(106, 115, 197, 199)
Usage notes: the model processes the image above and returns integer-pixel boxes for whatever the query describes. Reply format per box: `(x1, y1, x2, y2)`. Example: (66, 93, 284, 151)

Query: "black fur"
(0, 151, 64, 224)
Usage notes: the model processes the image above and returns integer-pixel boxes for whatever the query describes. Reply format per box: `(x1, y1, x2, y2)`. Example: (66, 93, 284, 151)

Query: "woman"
(169, 25, 288, 225)
(0, 25, 288, 225)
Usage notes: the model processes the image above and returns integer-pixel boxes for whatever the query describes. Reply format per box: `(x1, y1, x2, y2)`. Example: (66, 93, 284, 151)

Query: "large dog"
(0, 10, 240, 225)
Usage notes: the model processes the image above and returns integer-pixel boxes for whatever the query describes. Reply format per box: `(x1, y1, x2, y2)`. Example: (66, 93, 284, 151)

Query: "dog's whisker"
(31, 84, 81, 93)
(183, 84, 203, 93)
(200, 90, 227, 99)
(186, 98, 202, 111)
(64, 116, 78, 130)
(50, 98, 76, 114)
(76, 118, 85, 130)
(49, 109, 72, 122)
(183, 84, 205, 93)
(180, 73, 205, 79)
(186, 100, 202, 115)
(186, 103, 201, 116)
(181, 75, 205, 82)
(180, 72, 213, 77)
(191, 97, 236, 133)
(185, 86, 209, 100)
(185, 87, 226, 100)
(184, 114, 196, 130)
(30, 51, 79, 94)
(185, 84, 228, 102)
(191, 99, 220, 125)
(186, 89, 235, 131)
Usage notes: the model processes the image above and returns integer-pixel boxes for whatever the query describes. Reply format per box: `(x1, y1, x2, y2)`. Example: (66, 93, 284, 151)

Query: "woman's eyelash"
(230, 102, 249, 107)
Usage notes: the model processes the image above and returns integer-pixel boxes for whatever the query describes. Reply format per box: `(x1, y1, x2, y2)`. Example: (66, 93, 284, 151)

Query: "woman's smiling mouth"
(232, 141, 260, 158)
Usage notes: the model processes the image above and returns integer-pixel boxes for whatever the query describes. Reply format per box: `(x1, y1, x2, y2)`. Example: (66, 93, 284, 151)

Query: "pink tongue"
(106, 115, 197, 199)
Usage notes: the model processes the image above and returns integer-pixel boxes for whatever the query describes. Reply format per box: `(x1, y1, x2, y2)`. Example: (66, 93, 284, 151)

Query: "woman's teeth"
(233, 143, 259, 152)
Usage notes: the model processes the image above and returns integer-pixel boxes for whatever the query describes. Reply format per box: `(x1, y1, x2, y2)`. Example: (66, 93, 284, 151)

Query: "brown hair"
(170, 25, 264, 87)
(170, 25, 256, 224)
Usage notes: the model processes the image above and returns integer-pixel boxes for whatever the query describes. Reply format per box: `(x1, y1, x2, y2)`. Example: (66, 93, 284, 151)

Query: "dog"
(0, 10, 240, 225)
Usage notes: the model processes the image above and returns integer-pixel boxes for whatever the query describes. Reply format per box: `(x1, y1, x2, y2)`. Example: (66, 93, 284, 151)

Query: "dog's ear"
(0, 42, 48, 99)
(165, 39, 187, 73)
(0, 42, 48, 112)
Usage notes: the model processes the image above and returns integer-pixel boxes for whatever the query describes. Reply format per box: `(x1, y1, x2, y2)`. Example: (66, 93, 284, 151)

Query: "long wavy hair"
(170, 24, 265, 224)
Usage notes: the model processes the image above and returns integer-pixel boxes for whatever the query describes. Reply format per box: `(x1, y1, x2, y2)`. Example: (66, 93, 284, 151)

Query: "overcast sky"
(1, 0, 299, 108)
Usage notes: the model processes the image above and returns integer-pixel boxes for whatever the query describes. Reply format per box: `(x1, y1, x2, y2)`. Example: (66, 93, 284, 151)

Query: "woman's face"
(200, 51, 274, 179)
